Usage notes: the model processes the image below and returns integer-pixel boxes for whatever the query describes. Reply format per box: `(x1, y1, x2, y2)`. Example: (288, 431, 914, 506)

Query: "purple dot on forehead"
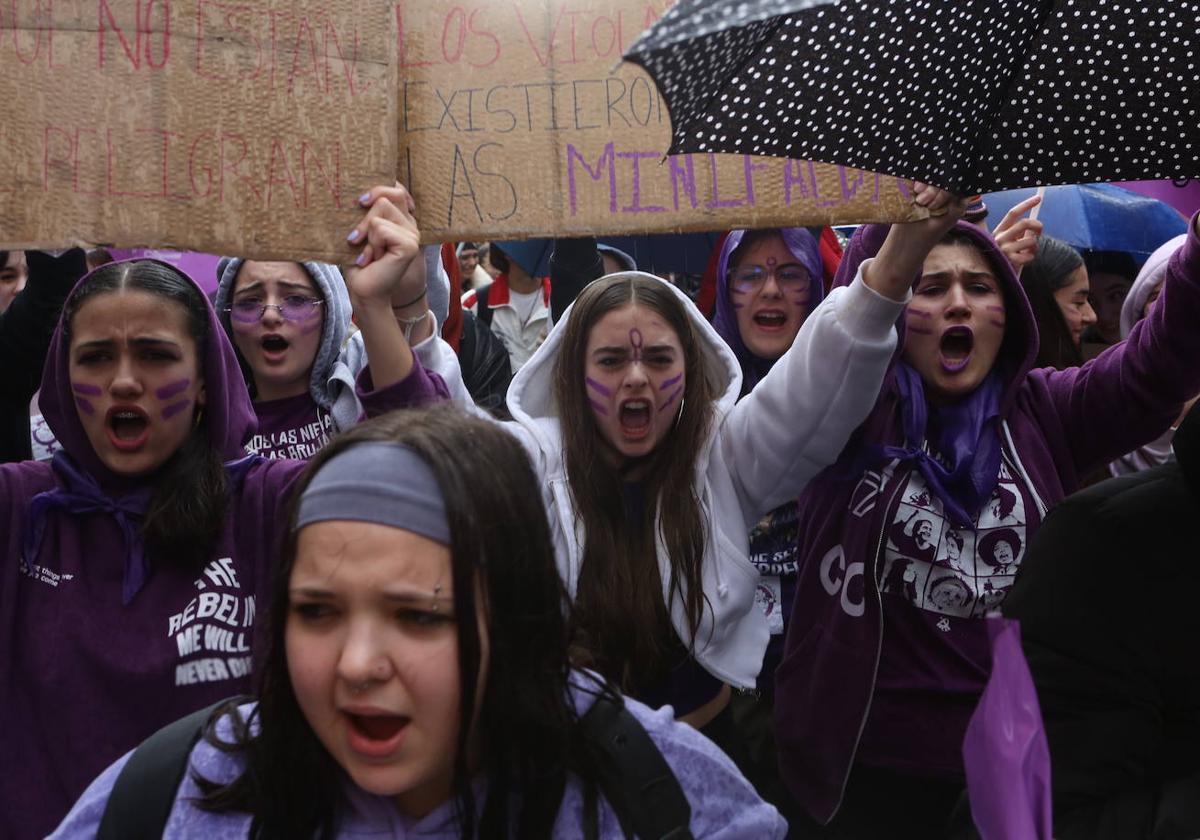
(72, 383, 102, 396)
(766, 257, 777, 267)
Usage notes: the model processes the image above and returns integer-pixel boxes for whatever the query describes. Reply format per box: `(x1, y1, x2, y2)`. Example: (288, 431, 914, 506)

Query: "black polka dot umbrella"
(625, 0, 1200, 194)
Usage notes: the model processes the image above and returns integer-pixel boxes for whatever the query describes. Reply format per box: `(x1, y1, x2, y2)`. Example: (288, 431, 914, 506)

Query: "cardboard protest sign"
(397, 0, 923, 242)
(0, 1, 395, 261)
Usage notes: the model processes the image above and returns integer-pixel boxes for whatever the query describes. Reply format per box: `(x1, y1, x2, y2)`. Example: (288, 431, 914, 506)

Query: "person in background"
(1019, 236, 1096, 369)
(213, 242, 450, 460)
(456, 241, 492, 292)
(1, 250, 86, 464)
(1003, 401, 1200, 840)
(51, 406, 784, 839)
(1082, 249, 1138, 358)
(440, 244, 513, 417)
(0, 250, 29, 313)
(462, 243, 550, 372)
(478, 242, 501, 280)
(1111, 233, 1199, 476)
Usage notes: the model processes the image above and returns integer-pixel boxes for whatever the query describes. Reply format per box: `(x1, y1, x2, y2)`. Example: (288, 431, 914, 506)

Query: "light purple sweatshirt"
(51, 679, 786, 838)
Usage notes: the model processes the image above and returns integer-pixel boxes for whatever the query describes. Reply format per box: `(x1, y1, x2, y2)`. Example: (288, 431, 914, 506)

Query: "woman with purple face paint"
(425, 189, 965, 763)
(213, 189, 455, 461)
(775, 210, 1200, 839)
(0, 185, 450, 840)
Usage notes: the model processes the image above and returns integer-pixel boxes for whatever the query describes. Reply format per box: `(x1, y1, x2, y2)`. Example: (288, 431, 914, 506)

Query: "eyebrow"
(234, 280, 315, 297)
(592, 344, 678, 355)
(920, 269, 996, 282)
(74, 337, 183, 352)
(290, 586, 454, 607)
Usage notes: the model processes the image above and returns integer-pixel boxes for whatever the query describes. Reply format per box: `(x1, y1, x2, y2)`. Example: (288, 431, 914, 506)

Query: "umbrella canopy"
(983, 184, 1188, 260)
(626, 0, 1200, 194)
(1115, 179, 1200, 219)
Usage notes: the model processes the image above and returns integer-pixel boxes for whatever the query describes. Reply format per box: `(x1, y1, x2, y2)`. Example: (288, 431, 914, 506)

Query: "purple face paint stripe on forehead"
(585, 377, 611, 397)
(588, 398, 609, 416)
(155, 378, 191, 400)
(75, 397, 96, 415)
(658, 386, 684, 413)
(629, 327, 644, 361)
(72, 383, 102, 396)
(162, 400, 192, 420)
(659, 372, 683, 391)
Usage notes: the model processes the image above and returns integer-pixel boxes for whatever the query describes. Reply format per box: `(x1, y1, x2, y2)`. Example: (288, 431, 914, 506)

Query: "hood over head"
(214, 257, 351, 408)
(506, 271, 743, 430)
(1119, 234, 1187, 338)
(833, 220, 1039, 408)
(713, 227, 825, 396)
(41, 259, 257, 482)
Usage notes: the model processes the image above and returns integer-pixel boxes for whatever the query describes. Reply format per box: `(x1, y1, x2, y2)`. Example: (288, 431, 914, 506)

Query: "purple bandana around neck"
(24, 451, 264, 606)
(880, 364, 1005, 527)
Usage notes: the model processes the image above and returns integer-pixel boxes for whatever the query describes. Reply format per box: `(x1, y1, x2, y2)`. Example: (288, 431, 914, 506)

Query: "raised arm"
(722, 188, 966, 522)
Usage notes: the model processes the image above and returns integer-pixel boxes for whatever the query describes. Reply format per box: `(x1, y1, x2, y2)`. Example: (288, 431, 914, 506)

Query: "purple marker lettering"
(72, 383, 102, 396)
(906, 326, 934, 335)
(75, 397, 96, 415)
(588, 398, 609, 416)
(585, 377, 611, 397)
(659, 372, 683, 391)
(629, 328, 644, 361)
(155, 378, 191, 400)
(162, 400, 192, 420)
(658, 386, 684, 412)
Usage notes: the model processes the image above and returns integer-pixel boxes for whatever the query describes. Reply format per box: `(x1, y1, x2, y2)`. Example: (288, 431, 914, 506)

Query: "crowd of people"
(0, 179, 1197, 840)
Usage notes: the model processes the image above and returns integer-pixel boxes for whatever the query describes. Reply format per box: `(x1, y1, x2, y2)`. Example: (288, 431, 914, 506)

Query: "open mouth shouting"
(619, 398, 652, 440)
(751, 308, 789, 332)
(939, 326, 974, 373)
(105, 405, 151, 452)
(343, 709, 411, 759)
(260, 333, 291, 363)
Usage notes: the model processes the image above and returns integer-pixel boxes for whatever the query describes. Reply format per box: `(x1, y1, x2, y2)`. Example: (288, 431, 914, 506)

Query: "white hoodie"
(421, 271, 905, 689)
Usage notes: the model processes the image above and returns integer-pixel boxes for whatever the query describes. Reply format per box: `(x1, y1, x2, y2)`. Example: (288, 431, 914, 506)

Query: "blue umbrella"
(494, 232, 723, 278)
(983, 184, 1188, 261)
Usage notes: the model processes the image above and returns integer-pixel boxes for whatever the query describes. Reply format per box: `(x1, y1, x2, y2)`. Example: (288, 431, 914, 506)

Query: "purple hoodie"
(0, 263, 447, 840)
(774, 218, 1200, 825)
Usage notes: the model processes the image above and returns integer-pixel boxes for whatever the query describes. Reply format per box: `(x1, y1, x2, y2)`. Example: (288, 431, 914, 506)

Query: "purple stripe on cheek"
(989, 320, 1006, 328)
(659, 372, 683, 391)
(986, 305, 1005, 313)
(155, 378, 191, 400)
(72, 383, 102, 396)
(588, 399, 609, 416)
(906, 326, 934, 335)
(907, 309, 932, 319)
(585, 377, 611, 397)
(75, 397, 95, 415)
(658, 386, 684, 413)
(162, 400, 192, 420)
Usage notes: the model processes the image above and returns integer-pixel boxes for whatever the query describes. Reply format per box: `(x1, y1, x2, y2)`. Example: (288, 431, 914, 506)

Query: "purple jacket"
(775, 219, 1200, 824)
(0, 265, 448, 840)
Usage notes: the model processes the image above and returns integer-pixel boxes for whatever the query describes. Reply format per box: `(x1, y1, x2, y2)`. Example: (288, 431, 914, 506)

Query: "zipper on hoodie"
(1002, 420, 1048, 519)
(828, 462, 904, 822)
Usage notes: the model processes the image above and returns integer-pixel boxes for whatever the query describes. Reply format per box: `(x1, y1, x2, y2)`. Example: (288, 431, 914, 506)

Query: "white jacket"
(422, 272, 904, 689)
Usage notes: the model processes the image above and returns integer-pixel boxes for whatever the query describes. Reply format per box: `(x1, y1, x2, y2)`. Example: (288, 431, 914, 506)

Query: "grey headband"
(295, 442, 450, 545)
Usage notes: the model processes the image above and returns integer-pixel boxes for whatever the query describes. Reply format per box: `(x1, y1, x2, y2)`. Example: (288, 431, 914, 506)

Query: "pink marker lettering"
(585, 377, 611, 397)
(162, 400, 192, 420)
(155, 378, 191, 400)
(72, 383, 102, 396)
(75, 397, 96, 415)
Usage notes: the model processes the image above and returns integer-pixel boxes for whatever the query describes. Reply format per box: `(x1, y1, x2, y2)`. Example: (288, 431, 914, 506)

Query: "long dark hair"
(64, 260, 227, 572)
(1020, 236, 1085, 369)
(553, 274, 715, 696)
(198, 405, 608, 838)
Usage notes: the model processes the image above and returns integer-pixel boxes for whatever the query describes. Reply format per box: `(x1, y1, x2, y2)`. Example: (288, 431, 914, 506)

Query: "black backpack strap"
(97, 698, 233, 840)
(580, 694, 694, 840)
(472, 282, 493, 327)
